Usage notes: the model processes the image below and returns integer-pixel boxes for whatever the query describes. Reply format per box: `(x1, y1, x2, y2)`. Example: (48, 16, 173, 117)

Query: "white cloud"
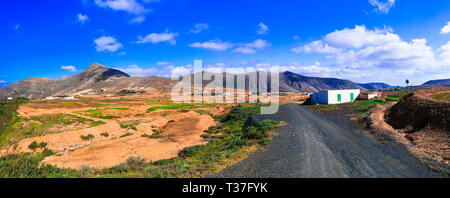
(94, 36, 123, 52)
(95, 0, 149, 15)
(293, 25, 436, 70)
(440, 21, 450, 35)
(369, 0, 396, 14)
(439, 41, 450, 65)
(0, 80, 7, 84)
(256, 22, 268, 35)
(114, 65, 158, 76)
(233, 47, 256, 54)
(323, 25, 399, 49)
(136, 30, 178, 45)
(291, 24, 450, 85)
(189, 39, 234, 51)
(190, 39, 270, 54)
(189, 23, 209, 34)
(292, 40, 341, 54)
(61, 65, 77, 72)
(157, 61, 170, 66)
(77, 14, 89, 24)
(130, 16, 145, 23)
(233, 39, 271, 54)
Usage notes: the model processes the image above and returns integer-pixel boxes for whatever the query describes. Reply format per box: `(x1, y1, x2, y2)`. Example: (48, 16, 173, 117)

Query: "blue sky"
(1, 0, 450, 86)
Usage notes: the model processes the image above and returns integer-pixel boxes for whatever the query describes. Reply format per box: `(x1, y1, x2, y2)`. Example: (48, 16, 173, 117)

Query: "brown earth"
(368, 95, 449, 166)
(0, 96, 223, 169)
(385, 93, 450, 133)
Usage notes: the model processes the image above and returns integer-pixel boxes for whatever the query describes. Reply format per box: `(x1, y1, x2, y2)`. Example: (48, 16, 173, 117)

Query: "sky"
(1, 0, 450, 86)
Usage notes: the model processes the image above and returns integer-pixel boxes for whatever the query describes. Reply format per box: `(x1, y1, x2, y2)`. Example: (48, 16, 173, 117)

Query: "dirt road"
(211, 104, 446, 178)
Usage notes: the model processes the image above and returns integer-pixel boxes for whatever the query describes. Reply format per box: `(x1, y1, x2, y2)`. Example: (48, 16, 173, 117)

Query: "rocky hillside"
(422, 78, 450, 87)
(0, 63, 176, 99)
(279, 71, 366, 92)
(1, 65, 396, 99)
(357, 83, 392, 90)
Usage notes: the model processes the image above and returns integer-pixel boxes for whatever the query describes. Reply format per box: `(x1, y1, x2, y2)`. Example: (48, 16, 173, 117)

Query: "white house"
(360, 92, 381, 100)
(311, 89, 360, 104)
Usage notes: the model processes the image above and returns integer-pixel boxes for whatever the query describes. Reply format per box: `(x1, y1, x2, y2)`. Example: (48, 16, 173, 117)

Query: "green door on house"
(350, 93, 354, 101)
(337, 94, 342, 102)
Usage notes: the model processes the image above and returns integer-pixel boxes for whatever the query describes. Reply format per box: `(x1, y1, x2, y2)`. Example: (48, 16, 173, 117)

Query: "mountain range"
(422, 78, 450, 87)
(0, 63, 413, 99)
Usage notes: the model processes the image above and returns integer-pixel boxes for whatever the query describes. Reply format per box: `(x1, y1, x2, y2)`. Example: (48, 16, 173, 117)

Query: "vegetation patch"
(146, 103, 216, 113)
(386, 97, 402, 101)
(80, 134, 94, 141)
(119, 120, 140, 131)
(431, 92, 450, 101)
(141, 133, 163, 139)
(28, 141, 47, 150)
(0, 112, 104, 147)
(312, 99, 389, 123)
(100, 132, 109, 137)
(0, 152, 80, 178)
(120, 133, 133, 138)
(0, 107, 283, 178)
(76, 108, 129, 119)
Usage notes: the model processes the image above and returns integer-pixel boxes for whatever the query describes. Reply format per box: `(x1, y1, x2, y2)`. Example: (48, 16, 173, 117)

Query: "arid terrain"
(0, 93, 228, 169)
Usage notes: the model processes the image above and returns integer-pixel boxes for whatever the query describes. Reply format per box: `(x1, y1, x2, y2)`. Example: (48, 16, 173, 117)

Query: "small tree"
(405, 79, 409, 87)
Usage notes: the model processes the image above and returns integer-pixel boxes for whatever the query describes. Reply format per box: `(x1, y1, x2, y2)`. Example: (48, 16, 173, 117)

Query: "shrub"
(228, 135, 245, 150)
(176, 163, 189, 169)
(120, 133, 132, 138)
(105, 156, 146, 174)
(42, 148, 54, 157)
(28, 141, 47, 150)
(386, 97, 402, 101)
(100, 132, 109, 137)
(28, 141, 38, 150)
(259, 138, 271, 145)
(244, 126, 265, 139)
(178, 145, 204, 157)
(80, 134, 94, 141)
(141, 133, 163, 139)
(220, 110, 243, 122)
(258, 120, 280, 131)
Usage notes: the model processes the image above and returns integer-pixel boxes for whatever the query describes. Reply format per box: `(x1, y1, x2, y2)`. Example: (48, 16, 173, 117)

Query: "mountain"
(0, 63, 176, 99)
(278, 71, 366, 92)
(357, 82, 392, 90)
(1, 64, 393, 99)
(422, 78, 450, 87)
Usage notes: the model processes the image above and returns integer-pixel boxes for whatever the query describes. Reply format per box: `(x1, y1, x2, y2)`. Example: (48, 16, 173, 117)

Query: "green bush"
(259, 138, 271, 145)
(141, 133, 163, 139)
(100, 132, 109, 137)
(28, 141, 38, 150)
(120, 133, 132, 138)
(42, 148, 53, 157)
(28, 141, 47, 150)
(244, 126, 265, 139)
(386, 97, 402, 101)
(228, 135, 245, 150)
(80, 134, 94, 141)
(178, 145, 204, 157)
(0, 153, 79, 178)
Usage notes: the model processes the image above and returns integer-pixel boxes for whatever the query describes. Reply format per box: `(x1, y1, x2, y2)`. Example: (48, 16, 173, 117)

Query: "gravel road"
(210, 104, 445, 178)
